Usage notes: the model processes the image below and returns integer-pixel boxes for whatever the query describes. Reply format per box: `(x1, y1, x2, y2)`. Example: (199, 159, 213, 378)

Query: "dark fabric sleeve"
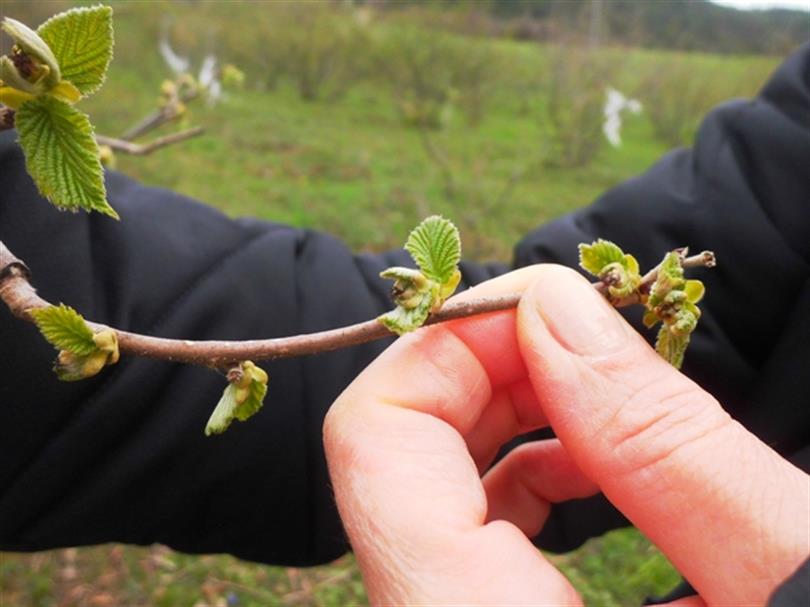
(518, 43, 810, 552)
(768, 557, 810, 607)
(0, 131, 501, 566)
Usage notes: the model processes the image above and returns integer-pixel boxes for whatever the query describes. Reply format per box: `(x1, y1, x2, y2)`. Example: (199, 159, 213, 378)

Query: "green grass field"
(0, 1, 783, 605)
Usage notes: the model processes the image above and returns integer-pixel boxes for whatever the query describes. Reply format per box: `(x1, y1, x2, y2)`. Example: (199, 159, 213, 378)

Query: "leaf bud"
(1, 17, 61, 90)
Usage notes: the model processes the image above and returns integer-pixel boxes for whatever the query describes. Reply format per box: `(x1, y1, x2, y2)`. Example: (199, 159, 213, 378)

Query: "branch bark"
(0, 240, 715, 369)
(96, 127, 204, 155)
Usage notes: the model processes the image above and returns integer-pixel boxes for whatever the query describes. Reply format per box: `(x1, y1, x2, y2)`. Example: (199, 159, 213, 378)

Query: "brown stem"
(0, 240, 715, 369)
(96, 127, 204, 155)
(122, 89, 199, 141)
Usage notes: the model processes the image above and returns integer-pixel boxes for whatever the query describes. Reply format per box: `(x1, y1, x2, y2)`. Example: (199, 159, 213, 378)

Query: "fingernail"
(531, 271, 630, 356)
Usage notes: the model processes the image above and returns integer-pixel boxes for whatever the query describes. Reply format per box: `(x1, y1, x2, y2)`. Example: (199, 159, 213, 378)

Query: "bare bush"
(542, 45, 615, 168)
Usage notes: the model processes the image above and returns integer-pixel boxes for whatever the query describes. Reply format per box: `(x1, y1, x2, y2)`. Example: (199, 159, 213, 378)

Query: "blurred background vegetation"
(0, 0, 803, 605)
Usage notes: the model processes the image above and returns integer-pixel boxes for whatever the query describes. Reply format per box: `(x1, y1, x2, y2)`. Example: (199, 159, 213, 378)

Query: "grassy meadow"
(0, 1, 784, 605)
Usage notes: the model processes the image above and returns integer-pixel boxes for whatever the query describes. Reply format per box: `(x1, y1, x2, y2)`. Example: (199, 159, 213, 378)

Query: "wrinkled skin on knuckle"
(594, 367, 734, 485)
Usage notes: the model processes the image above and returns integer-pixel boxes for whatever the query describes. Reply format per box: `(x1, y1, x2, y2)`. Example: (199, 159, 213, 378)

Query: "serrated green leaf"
(578, 239, 625, 276)
(205, 361, 268, 436)
(655, 326, 690, 370)
(37, 5, 113, 97)
(15, 96, 118, 218)
(30, 304, 96, 355)
(404, 215, 461, 285)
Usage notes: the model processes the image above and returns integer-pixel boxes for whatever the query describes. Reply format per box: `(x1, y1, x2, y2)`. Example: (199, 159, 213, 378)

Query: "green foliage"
(1, 17, 61, 91)
(30, 303, 96, 355)
(37, 5, 113, 97)
(1, 5, 116, 217)
(645, 251, 706, 369)
(30, 304, 119, 381)
(578, 240, 626, 276)
(15, 95, 117, 218)
(379, 216, 462, 335)
(654, 327, 690, 371)
(205, 361, 269, 436)
(579, 239, 641, 300)
(405, 215, 461, 284)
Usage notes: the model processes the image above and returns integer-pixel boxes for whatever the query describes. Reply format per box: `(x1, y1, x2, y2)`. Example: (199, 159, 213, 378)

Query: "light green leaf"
(49, 79, 82, 104)
(37, 5, 113, 97)
(624, 254, 640, 276)
(648, 251, 685, 307)
(578, 239, 625, 276)
(655, 326, 690, 370)
(684, 279, 705, 304)
(205, 361, 269, 436)
(30, 304, 96, 355)
(31, 306, 118, 381)
(15, 96, 118, 218)
(404, 215, 461, 285)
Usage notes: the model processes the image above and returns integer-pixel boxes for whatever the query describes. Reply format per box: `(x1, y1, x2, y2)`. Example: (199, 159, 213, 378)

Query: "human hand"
(324, 265, 809, 606)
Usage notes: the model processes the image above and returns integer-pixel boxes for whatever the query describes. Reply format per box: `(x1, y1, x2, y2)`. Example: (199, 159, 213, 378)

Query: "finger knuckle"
(599, 377, 732, 480)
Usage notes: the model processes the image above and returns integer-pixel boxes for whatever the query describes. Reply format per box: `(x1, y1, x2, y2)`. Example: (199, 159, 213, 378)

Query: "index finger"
(323, 266, 574, 603)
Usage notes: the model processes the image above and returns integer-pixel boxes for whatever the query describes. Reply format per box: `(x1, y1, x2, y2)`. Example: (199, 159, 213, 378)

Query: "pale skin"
(324, 265, 810, 606)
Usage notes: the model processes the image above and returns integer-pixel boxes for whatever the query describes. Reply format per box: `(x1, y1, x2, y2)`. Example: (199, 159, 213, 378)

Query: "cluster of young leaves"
(205, 361, 269, 436)
(30, 304, 119, 381)
(579, 240, 705, 369)
(0, 6, 117, 218)
(643, 251, 705, 369)
(378, 215, 462, 335)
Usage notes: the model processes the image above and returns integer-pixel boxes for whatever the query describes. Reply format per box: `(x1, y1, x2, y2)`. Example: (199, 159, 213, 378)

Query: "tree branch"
(96, 127, 204, 155)
(0, 240, 715, 369)
(122, 89, 199, 141)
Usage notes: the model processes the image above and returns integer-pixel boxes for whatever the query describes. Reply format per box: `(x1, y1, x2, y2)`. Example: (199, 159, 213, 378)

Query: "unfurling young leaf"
(578, 239, 625, 276)
(37, 5, 114, 97)
(379, 217, 463, 335)
(15, 95, 118, 218)
(655, 326, 690, 370)
(579, 240, 641, 300)
(205, 361, 269, 436)
(644, 250, 707, 369)
(30, 304, 119, 381)
(404, 215, 461, 285)
(30, 303, 96, 355)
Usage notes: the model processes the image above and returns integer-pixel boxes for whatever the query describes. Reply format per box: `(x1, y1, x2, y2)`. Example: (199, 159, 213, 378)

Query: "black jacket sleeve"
(1, 43, 808, 575)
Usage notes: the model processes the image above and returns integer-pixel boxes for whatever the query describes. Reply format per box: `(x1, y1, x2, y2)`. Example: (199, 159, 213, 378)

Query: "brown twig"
(0, 240, 715, 369)
(96, 127, 204, 155)
(122, 89, 199, 141)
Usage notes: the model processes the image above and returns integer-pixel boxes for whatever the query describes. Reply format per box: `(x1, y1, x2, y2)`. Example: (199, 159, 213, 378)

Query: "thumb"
(517, 265, 809, 605)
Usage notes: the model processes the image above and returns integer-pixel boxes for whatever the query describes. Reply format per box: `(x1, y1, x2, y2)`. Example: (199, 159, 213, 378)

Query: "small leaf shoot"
(379, 216, 463, 335)
(205, 361, 269, 436)
(30, 304, 119, 380)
